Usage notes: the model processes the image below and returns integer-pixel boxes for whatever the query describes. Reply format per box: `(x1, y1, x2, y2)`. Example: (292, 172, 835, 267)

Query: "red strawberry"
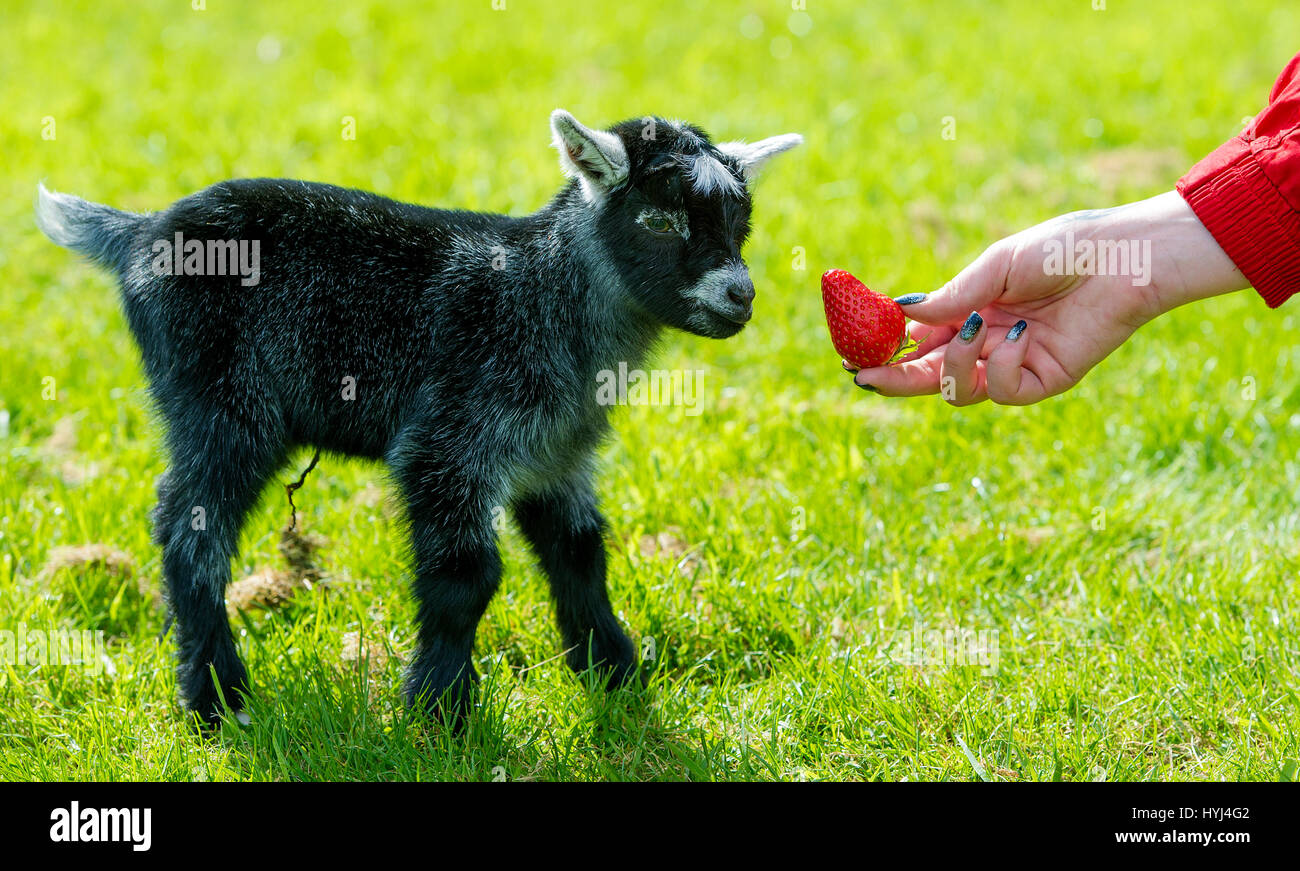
(821, 269, 911, 369)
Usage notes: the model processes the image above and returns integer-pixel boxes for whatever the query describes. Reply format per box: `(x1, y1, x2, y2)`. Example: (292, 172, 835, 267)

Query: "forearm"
(1098, 191, 1248, 315)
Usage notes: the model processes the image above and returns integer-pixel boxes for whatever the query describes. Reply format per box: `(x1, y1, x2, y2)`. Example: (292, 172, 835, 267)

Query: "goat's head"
(551, 109, 801, 339)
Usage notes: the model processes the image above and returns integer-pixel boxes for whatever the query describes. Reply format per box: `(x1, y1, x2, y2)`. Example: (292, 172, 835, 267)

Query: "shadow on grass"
(193, 647, 777, 781)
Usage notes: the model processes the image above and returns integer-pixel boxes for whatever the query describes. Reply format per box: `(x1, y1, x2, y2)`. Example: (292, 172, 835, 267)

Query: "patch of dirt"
(337, 630, 399, 712)
(39, 542, 159, 613)
(226, 525, 328, 613)
(637, 526, 703, 576)
(278, 525, 325, 580)
(340, 631, 393, 671)
(39, 416, 101, 486)
(43, 416, 78, 455)
(41, 544, 136, 579)
(1009, 525, 1058, 547)
(226, 568, 305, 612)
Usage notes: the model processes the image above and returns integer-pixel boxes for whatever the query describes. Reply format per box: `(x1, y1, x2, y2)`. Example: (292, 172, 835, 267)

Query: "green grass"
(2, 0, 1299, 781)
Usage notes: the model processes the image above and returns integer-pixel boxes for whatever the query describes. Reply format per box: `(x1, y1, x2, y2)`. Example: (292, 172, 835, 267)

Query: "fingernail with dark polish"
(893, 293, 928, 305)
(958, 310, 983, 343)
(1006, 319, 1028, 342)
(857, 382, 879, 394)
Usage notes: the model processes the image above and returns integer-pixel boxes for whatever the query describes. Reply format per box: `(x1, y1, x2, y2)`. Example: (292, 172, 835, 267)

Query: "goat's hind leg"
(153, 405, 285, 728)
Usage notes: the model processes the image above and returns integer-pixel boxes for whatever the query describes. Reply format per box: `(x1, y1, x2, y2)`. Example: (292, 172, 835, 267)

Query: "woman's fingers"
(853, 316, 992, 400)
(851, 314, 1048, 405)
(984, 319, 1046, 404)
(938, 311, 987, 405)
(846, 321, 952, 382)
(845, 323, 953, 375)
(853, 348, 946, 396)
(898, 322, 954, 362)
(897, 242, 1013, 327)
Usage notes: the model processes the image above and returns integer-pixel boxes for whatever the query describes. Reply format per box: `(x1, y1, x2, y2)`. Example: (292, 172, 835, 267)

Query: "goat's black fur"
(36, 111, 800, 727)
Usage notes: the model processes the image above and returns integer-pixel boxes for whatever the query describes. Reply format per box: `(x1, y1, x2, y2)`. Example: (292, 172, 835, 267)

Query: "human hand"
(849, 191, 1248, 405)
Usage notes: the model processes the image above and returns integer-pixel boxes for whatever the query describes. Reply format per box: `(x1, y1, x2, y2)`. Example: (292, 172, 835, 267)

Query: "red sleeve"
(1177, 53, 1300, 308)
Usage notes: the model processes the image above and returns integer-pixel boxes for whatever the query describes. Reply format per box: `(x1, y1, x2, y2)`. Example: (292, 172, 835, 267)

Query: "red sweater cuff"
(1177, 140, 1300, 308)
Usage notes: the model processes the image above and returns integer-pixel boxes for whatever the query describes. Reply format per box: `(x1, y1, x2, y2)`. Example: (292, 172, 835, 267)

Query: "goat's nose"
(727, 279, 755, 308)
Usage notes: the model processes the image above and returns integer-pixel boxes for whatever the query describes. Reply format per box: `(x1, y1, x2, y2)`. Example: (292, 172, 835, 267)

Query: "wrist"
(1117, 191, 1248, 315)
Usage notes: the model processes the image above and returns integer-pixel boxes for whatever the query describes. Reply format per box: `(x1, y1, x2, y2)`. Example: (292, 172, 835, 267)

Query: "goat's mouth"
(678, 263, 754, 338)
(686, 303, 750, 338)
(711, 302, 752, 326)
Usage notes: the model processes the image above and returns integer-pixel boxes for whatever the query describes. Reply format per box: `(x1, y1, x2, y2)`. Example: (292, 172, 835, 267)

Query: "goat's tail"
(35, 183, 144, 274)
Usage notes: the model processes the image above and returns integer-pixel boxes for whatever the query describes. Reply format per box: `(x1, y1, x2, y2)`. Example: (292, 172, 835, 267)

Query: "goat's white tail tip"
(35, 182, 77, 247)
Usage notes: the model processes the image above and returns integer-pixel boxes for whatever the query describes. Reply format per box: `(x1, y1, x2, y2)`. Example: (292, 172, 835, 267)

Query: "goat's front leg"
(393, 456, 502, 724)
(513, 474, 638, 689)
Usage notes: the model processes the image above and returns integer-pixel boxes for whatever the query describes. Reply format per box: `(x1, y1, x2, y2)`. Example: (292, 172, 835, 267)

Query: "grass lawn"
(2, 0, 1298, 781)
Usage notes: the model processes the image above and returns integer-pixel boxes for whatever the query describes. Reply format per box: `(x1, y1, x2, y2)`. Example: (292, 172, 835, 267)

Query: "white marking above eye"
(681, 152, 745, 198)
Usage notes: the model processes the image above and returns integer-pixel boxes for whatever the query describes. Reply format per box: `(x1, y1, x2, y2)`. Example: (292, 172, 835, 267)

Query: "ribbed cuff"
(1178, 144, 1300, 308)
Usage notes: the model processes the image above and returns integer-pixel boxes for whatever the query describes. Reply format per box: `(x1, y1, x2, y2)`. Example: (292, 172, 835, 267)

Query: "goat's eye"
(639, 213, 676, 235)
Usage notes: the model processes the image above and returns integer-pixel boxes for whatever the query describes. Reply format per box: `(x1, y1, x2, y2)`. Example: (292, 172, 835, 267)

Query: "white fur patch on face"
(683, 262, 747, 307)
(682, 152, 745, 198)
(636, 207, 690, 239)
(683, 260, 751, 333)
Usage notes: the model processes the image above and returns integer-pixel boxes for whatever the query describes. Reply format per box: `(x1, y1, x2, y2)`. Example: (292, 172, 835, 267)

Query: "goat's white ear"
(716, 133, 804, 181)
(550, 109, 629, 200)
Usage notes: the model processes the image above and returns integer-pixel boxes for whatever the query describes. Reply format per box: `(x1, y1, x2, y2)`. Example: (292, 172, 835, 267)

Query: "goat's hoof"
(181, 664, 249, 733)
(185, 701, 246, 734)
(602, 658, 643, 691)
(569, 631, 641, 691)
(404, 660, 478, 728)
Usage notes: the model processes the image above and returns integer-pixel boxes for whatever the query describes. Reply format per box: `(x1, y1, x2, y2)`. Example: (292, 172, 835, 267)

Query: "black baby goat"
(36, 110, 801, 727)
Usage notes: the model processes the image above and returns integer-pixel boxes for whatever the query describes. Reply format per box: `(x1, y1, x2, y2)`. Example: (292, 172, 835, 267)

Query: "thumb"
(900, 241, 1013, 326)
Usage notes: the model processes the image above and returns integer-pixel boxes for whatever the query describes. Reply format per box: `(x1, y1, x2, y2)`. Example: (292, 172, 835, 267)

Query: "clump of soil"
(340, 631, 392, 671)
(635, 526, 703, 577)
(39, 415, 102, 486)
(226, 526, 328, 613)
(41, 543, 137, 579)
